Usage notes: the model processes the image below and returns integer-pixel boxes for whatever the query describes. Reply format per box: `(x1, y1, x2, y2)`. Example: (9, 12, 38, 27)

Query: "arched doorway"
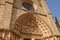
(13, 13, 54, 40)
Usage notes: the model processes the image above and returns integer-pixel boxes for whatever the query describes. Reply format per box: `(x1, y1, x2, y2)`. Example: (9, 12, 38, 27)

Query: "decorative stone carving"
(15, 13, 39, 33)
(14, 13, 52, 36)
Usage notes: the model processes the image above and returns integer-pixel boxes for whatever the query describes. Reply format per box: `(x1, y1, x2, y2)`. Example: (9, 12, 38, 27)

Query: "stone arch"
(13, 13, 54, 40)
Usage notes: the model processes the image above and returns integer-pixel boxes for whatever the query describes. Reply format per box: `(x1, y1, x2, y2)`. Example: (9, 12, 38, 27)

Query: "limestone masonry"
(0, 0, 60, 40)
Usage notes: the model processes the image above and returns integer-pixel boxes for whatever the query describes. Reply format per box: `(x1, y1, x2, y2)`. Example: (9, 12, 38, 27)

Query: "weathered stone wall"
(0, 0, 13, 29)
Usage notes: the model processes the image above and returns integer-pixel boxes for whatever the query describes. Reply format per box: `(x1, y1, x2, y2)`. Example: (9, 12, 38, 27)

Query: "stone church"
(0, 0, 60, 40)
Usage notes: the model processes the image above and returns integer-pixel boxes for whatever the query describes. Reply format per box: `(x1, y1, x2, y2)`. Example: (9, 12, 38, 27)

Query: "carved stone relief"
(14, 13, 52, 36)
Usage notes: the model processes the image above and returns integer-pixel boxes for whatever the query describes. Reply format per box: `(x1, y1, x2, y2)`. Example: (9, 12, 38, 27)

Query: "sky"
(46, 0, 60, 20)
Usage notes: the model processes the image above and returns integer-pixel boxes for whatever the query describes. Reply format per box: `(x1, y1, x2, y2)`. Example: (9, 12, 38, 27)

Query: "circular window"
(22, 2, 35, 11)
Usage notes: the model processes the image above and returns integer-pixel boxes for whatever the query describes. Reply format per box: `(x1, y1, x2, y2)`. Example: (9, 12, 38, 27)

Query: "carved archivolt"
(14, 13, 52, 37)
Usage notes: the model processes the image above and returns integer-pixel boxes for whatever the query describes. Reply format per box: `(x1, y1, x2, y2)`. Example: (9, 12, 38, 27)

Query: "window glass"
(22, 2, 34, 11)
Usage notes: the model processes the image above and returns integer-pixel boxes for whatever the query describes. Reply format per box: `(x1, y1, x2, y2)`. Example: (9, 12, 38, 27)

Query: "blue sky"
(46, 0, 60, 19)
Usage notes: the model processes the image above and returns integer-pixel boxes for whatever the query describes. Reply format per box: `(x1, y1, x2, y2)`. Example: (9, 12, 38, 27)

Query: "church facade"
(0, 0, 60, 40)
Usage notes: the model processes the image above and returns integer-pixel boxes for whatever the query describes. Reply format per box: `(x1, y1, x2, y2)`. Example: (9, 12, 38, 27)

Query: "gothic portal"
(0, 0, 60, 40)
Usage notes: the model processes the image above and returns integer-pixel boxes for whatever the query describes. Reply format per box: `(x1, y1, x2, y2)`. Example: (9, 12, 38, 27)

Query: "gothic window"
(22, 2, 34, 11)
